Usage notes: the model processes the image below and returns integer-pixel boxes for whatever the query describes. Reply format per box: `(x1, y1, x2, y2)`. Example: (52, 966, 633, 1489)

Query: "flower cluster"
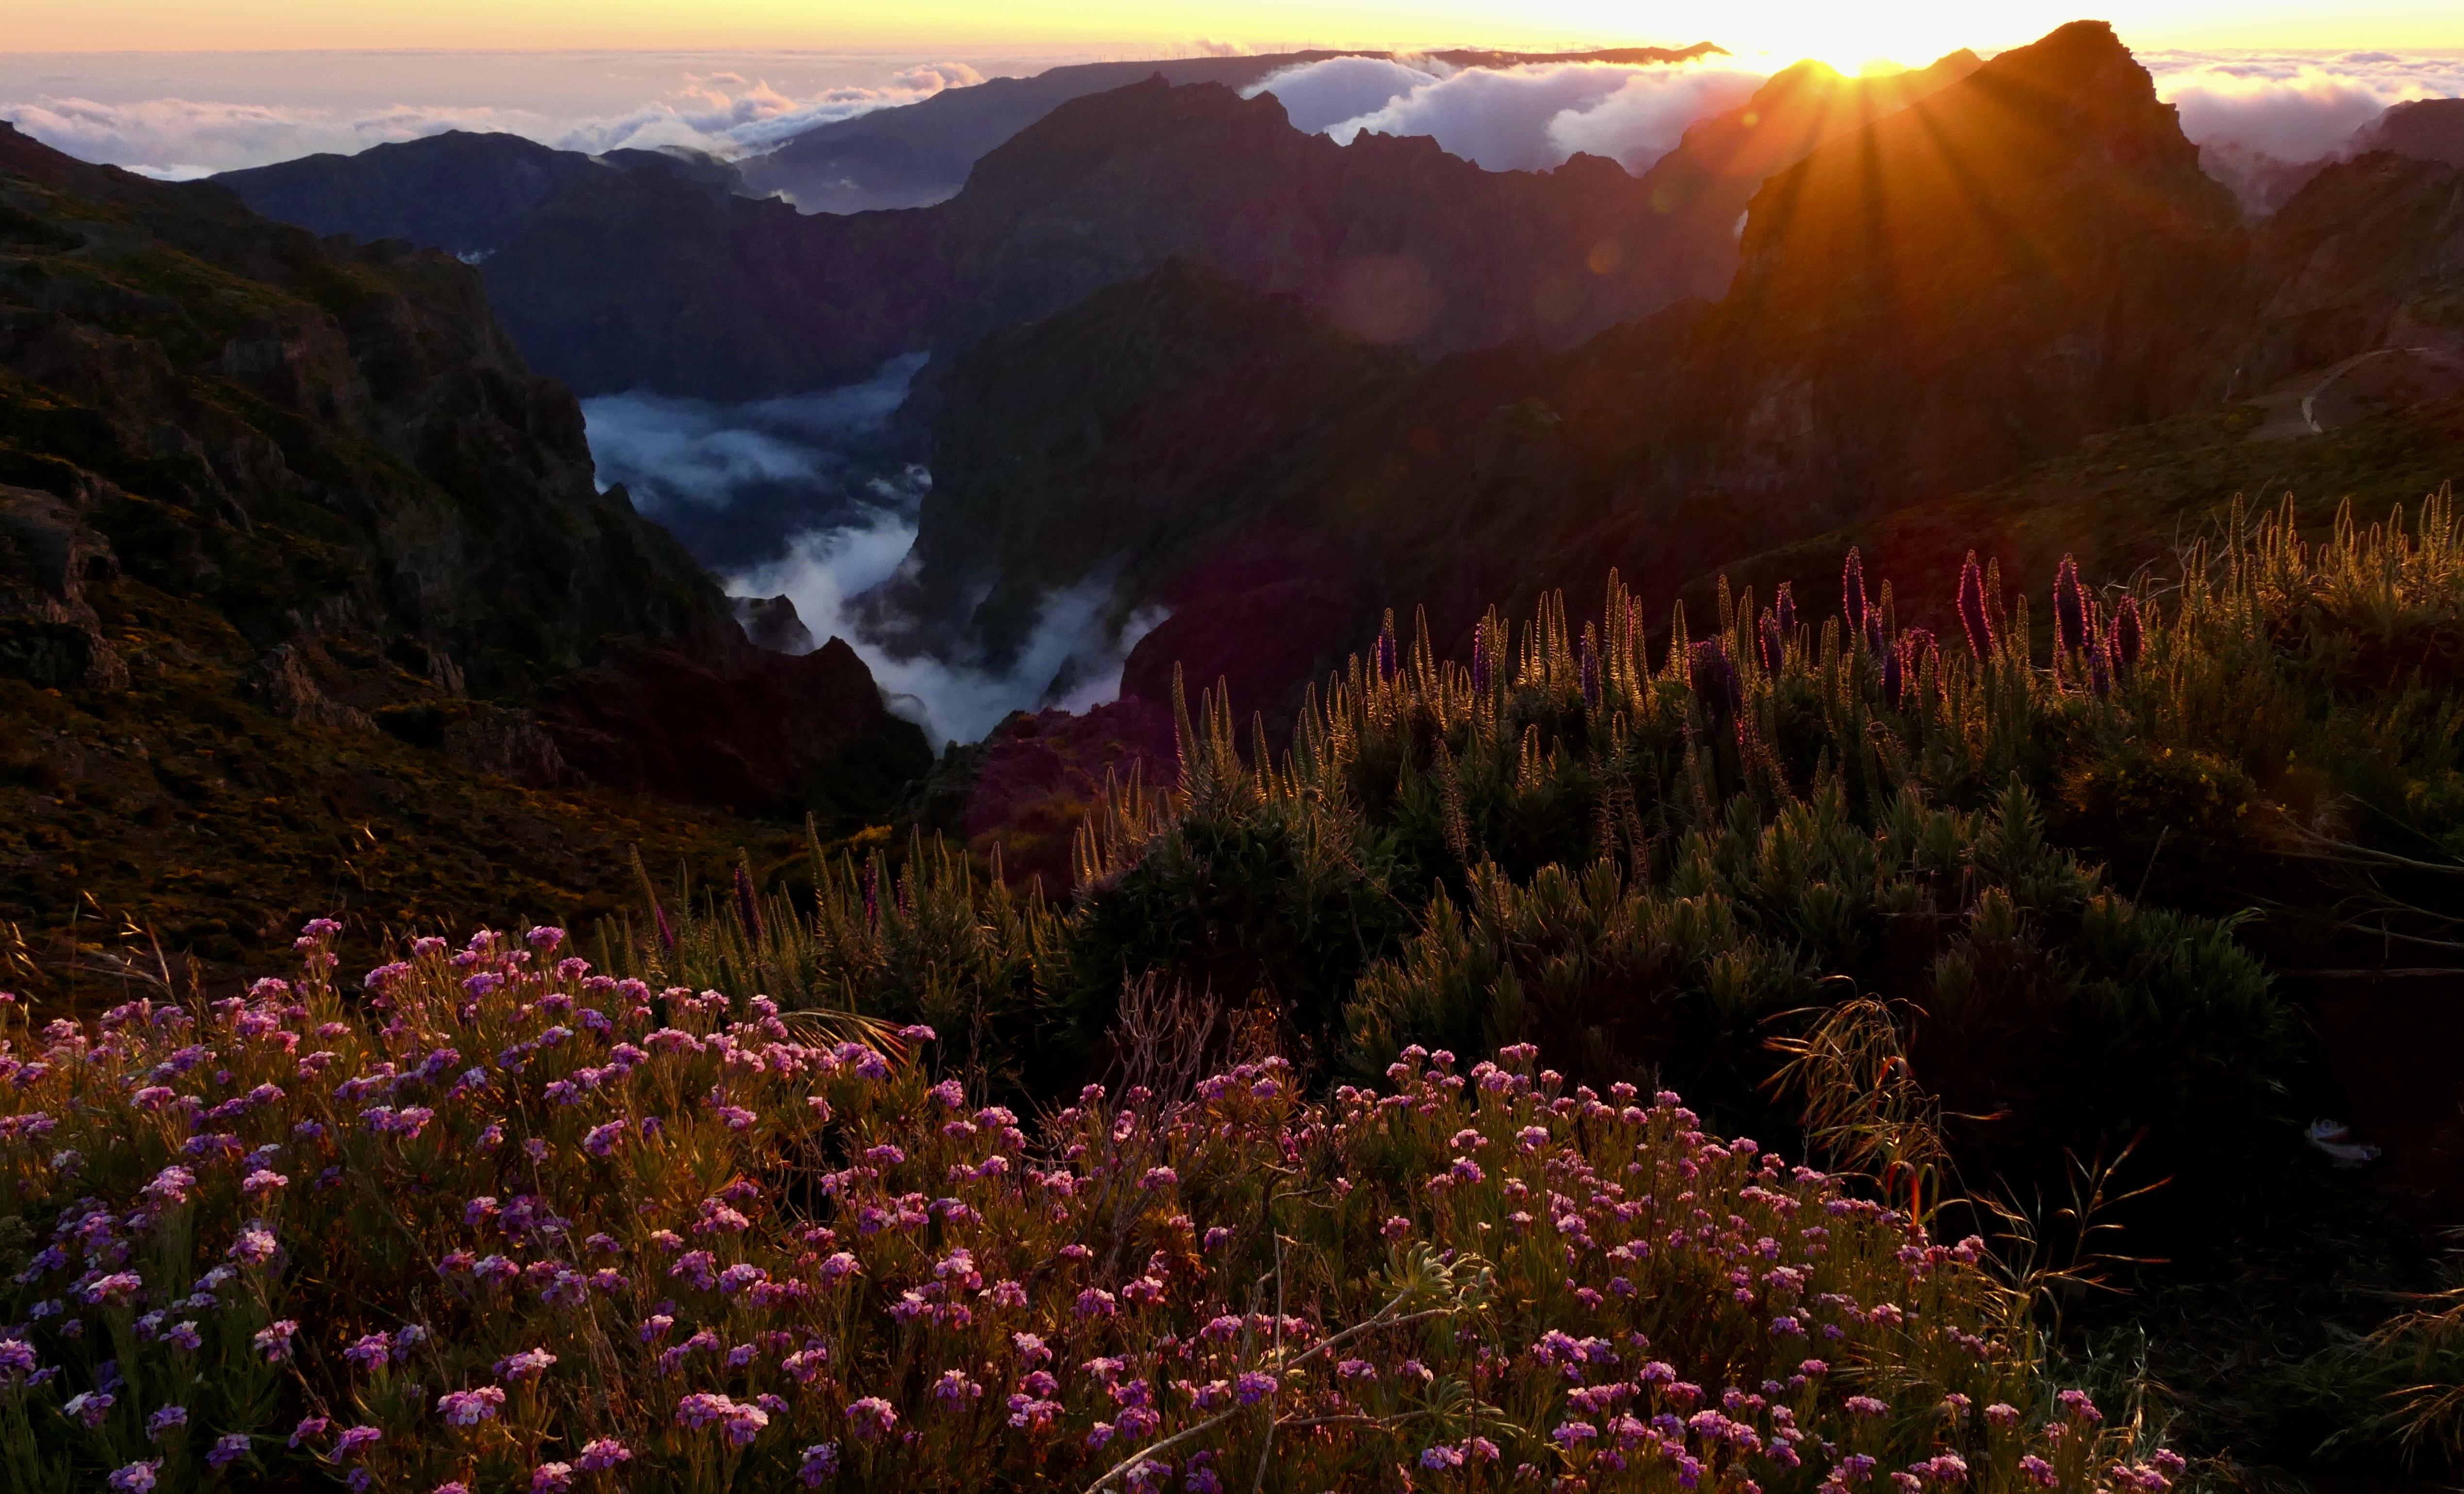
(0, 927, 2168, 1490)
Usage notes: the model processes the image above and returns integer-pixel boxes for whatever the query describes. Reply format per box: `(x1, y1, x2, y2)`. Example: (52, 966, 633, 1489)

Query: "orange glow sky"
(16, 2, 2464, 67)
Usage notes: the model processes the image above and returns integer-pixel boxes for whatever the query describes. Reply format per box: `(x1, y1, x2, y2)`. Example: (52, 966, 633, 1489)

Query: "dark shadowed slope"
(0, 125, 928, 983)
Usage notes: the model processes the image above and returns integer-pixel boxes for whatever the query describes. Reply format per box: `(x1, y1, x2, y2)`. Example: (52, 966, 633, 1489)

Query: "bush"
(0, 926, 2179, 1492)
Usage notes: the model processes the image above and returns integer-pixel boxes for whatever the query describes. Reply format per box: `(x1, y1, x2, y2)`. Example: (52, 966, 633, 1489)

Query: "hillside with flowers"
(5, 492, 2463, 1492)
(0, 928, 2190, 1494)
(2, 19, 2463, 1494)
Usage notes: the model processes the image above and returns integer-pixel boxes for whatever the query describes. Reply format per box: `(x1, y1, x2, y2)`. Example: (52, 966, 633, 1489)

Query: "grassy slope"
(0, 573, 813, 1008)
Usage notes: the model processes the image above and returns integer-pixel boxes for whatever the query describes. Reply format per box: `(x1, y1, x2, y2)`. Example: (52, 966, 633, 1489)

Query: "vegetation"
(7, 493, 2460, 1486)
(620, 495, 2464, 1199)
(1, 928, 2179, 1492)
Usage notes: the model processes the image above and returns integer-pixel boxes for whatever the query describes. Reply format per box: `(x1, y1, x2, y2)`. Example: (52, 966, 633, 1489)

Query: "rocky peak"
(1677, 20, 2244, 505)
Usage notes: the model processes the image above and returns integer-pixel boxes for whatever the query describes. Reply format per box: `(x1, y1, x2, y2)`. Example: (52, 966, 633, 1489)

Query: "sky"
(14, 2, 2464, 64)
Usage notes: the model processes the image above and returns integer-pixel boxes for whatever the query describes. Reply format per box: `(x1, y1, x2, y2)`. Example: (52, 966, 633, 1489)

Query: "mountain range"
(211, 49, 1966, 401)
(5, 21, 2463, 966)
(880, 26, 2464, 730)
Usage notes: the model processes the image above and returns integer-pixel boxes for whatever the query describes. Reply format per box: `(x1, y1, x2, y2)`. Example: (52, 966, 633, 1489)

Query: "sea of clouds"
(1249, 54, 1769, 172)
(2141, 50, 2464, 211)
(0, 58, 989, 180)
(1238, 46, 2464, 209)
(580, 356, 1161, 747)
(10, 44, 2461, 203)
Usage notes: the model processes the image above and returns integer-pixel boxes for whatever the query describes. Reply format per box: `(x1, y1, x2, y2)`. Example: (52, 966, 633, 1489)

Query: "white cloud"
(731, 540, 1166, 747)
(2142, 50, 2464, 211)
(580, 354, 925, 515)
(1250, 56, 1768, 173)
(0, 64, 985, 179)
(582, 353, 1156, 746)
(1245, 56, 1441, 135)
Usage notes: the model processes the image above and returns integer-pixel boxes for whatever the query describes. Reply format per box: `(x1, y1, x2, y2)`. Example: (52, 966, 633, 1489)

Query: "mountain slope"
(0, 121, 925, 982)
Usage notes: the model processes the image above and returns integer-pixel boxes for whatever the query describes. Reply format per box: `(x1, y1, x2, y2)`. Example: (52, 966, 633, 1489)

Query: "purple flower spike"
(1955, 552, 1996, 659)
(1841, 548, 1869, 636)
(1578, 631, 1600, 709)
(2053, 554, 2086, 653)
(2112, 595, 2143, 679)
(1774, 581, 1797, 638)
(653, 900, 676, 956)
(1375, 618, 1398, 682)
(734, 865, 763, 944)
(1689, 639, 1741, 718)
(1882, 639, 1904, 709)
(1756, 611, 1782, 674)
(1470, 622, 1492, 696)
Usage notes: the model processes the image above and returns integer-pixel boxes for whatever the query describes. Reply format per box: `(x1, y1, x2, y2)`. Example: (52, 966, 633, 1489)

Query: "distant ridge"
(737, 44, 1724, 212)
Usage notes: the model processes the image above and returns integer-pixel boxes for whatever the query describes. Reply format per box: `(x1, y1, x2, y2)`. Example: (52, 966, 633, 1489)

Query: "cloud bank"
(1249, 56, 1768, 173)
(582, 354, 926, 515)
(2142, 50, 2464, 212)
(730, 533, 1166, 748)
(582, 354, 1156, 747)
(2, 64, 984, 179)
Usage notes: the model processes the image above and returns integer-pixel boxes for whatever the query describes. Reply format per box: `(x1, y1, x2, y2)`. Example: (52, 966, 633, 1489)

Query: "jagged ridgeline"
(611, 493, 2463, 1206)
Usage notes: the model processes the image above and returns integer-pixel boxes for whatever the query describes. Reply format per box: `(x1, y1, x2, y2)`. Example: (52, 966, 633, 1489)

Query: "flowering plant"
(1, 926, 2176, 1491)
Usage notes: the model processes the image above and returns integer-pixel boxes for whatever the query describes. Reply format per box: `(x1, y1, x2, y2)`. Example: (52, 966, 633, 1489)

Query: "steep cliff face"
(0, 122, 917, 816)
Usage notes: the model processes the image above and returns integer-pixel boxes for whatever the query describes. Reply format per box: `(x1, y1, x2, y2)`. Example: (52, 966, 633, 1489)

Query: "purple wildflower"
(735, 864, 764, 943)
(1956, 551, 1996, 658)
(847, 1396, 899, 1441)
(2112, 594, 2144, 678)
(437, 1386, 508, 1426)
(1690, 637, 1741, 718)
(576, 1439, 632, 1472)
(2053, 554, 2086, 653)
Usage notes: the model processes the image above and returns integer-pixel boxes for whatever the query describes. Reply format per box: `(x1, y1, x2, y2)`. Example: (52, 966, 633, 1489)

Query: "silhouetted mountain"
(1616, 52, 1983, 302)
(214, 58, 1805, 401)
(737, 45, 1722, 212)
(214, 131, 744, 256)
(2352, 97, 2464, 169)
(877, 22, 2464, 723)
(0, 122, 919, 818)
